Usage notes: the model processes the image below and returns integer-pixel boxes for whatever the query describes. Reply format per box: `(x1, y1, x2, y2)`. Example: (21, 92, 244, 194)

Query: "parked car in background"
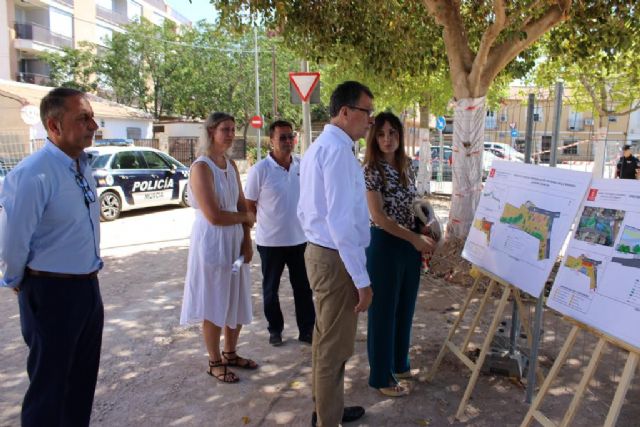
(86, 144, 190, 221)
(412, 146, 501, 182)
(484, 142, 525, 162)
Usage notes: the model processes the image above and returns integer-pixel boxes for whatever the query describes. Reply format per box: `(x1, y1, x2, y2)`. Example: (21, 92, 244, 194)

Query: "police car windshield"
(159, 152, 186, 169)
(90, 154, 112, 169)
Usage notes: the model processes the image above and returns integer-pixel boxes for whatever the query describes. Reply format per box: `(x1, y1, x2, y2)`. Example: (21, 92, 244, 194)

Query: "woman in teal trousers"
(363, 112, 435, 397)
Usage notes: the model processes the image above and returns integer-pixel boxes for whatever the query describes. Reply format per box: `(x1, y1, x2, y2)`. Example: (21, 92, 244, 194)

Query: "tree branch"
(423, 0, 475, 98)
(577, 74, 609, 117)
(482, 0, 572, 94)
(469, 0, 509, 95)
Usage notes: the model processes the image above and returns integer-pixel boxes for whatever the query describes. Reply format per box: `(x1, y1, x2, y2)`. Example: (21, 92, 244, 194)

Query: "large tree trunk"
(448, 97, 486, 238)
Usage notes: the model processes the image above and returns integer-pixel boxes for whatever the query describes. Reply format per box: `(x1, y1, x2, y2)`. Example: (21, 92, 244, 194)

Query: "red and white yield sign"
(289, 72, 320, 102)
(250, 115, 263, 129)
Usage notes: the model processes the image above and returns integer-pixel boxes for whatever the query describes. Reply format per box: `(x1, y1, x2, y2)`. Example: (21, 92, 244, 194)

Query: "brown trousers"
(305, 244, 358, 427)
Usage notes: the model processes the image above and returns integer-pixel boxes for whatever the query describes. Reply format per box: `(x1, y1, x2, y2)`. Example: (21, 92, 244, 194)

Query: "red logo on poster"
(489, 168, 496, 178)
(587, 188, 598, 201)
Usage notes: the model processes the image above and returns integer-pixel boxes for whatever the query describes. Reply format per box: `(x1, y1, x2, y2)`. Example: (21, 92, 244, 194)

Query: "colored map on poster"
(473, 218, 493, 244)
(499, 202, 560, 260)
(564, 254, 601, 290)
(575, 207, 625, 247)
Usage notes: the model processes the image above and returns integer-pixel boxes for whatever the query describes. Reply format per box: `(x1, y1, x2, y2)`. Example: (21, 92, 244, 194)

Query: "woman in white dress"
(180, 112, 257, 383)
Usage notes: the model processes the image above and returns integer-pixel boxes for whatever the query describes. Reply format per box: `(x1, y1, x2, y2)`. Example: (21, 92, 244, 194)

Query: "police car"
(85, 143, 190, 221)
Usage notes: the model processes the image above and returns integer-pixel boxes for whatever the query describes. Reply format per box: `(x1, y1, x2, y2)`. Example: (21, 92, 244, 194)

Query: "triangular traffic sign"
(289, 72, 320, 102)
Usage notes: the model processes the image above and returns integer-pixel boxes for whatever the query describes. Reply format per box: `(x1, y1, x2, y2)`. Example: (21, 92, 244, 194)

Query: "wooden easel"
(427, 266, 537, 419)
(521, 320, 639, 427)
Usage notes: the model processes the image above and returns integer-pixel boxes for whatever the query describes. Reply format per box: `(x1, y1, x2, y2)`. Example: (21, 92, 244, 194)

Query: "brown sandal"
(221, 351, 259, 370)
(207, 359, 239, 383)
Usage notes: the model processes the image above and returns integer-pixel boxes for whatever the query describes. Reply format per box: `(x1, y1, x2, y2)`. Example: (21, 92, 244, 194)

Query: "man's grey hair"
(40, 87, 85, 130)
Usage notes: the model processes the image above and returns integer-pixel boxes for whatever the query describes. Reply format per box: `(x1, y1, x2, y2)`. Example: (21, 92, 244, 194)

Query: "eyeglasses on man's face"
(348, 105, 375, 117)
(75, 173, 96, 208)
(277, 133, 296, 142)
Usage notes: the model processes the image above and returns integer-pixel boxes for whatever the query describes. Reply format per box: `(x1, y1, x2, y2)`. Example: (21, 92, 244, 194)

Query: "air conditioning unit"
(584, 118, 594, 126)
(608, 116, 618, 122)
(499, 114, 507, 122)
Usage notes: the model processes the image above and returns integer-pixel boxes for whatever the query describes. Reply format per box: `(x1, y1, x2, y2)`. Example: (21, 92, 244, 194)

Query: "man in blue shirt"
(1, 87, 103, 427)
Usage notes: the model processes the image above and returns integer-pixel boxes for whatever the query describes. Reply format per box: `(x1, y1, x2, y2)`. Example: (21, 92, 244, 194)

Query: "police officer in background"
(616, 144, 640, 179)
(1, 87, 103, 427)
(244, 120, 315, 346)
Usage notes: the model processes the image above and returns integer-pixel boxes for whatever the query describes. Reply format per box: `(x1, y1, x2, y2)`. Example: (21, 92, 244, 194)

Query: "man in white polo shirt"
(245, 120, 315, 347)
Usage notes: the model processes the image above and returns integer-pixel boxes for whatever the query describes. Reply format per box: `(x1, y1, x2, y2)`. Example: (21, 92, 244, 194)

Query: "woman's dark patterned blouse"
(364, 160, 417, 229)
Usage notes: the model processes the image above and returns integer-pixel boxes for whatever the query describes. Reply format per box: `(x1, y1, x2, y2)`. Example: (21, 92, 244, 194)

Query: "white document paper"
(462, 160, 592, 297)
(547, 179, 640, 348)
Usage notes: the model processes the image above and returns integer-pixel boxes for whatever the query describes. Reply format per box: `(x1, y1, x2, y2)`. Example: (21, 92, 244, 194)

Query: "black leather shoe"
(298, 332, 313, 345)
(269, 332, 283, 346)
(311, 406, 365, 426)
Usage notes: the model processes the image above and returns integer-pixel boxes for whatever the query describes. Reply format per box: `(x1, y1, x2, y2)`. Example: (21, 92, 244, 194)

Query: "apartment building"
(484, 86, 632, 162)
(0, 0, 190, 86)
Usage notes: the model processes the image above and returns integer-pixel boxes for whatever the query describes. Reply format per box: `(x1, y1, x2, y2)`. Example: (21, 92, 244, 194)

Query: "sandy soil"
(1, 201, 638, 427)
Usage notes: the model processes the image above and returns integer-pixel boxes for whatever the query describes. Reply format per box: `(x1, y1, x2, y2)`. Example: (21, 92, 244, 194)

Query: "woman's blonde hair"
(197, 112, 235, 156)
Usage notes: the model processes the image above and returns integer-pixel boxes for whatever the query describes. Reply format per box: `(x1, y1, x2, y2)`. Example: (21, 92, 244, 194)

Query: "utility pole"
(524, 94, 535, 164)
(272, 45, 277, 119)
(550, 82, 563, 167)
(254, 27, 261, 161)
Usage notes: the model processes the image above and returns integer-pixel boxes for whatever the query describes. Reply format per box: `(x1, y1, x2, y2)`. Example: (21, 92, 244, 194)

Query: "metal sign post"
(436, 116, 446, 182)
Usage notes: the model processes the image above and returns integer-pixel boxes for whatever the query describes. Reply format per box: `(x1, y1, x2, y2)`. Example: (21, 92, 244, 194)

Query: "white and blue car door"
(138, 150, 174, 205)
(111, 150, 150, 206)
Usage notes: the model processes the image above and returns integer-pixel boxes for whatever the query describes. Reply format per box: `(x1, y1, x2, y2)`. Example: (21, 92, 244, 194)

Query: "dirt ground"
(1, 199, 638, 426)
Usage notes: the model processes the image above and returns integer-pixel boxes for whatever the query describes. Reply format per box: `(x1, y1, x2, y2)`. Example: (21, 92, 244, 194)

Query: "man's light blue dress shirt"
(0, 140, 102, 288)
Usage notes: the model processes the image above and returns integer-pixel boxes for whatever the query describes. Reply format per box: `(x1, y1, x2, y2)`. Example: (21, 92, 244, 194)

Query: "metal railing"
(168, 137, 198, 166)
(133, 139, 160, 149)
(14, 22, 73, 49)
(16, 72, 52, 86)
(96, 6, 129, 26)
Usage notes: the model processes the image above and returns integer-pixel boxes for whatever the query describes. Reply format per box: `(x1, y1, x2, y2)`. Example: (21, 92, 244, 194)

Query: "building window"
(127, 0, 142, 21)
(126, 127, 142, 139)
(485, 111, 497, 130)
(568, 111, 583, 131)
(96, 25, 113, 45)
(151, 12, 165, 25)
(96, 0, 113, 10)
(563, 139, 578, 155)
(50, 7, 73, 38)
(533, 106, 543, 122)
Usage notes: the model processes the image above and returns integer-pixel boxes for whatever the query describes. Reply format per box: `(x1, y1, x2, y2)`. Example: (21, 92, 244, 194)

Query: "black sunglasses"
(278, 133, 296, 142)
(75, 173, 96, 208)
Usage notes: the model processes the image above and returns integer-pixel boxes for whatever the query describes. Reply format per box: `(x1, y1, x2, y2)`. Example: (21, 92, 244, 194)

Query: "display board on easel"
(521, 178, 640, 427)
(428, 161, 592, 419)
(463, 161, 592, 297)
(548, 178, 640, 348)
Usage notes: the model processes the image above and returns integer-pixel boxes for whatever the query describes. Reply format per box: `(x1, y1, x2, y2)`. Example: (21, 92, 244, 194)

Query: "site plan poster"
(548, 179, 640, 348)
(462, 161, 592, 297)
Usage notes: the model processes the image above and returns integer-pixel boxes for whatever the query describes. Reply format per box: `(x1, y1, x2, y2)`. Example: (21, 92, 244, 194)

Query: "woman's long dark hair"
(364, 111, 410, 187)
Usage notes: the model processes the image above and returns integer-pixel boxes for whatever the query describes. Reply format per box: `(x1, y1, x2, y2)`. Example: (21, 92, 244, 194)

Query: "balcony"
(14, 22, 73, 50)
(54, 0, 74, 7)
(96, 6, 129, 26)
(16, 72, 52, 87)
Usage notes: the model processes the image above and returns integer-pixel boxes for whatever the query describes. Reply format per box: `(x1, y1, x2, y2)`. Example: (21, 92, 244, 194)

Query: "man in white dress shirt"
(298, 81, 374, 427)
(245, 120, 315, 347)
